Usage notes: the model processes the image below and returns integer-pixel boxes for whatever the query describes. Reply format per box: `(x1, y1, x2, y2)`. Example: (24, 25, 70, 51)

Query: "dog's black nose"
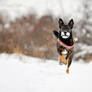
(64, 32, 67, 35)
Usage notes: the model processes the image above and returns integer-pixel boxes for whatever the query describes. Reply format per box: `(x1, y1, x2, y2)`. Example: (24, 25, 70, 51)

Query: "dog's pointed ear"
(59, 18, 64, 29)
(68, 19, 74, 29)
(53, 30, 59, 38)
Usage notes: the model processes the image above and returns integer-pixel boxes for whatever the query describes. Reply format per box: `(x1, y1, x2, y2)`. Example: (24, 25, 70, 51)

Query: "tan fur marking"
(59, 55, 67, 64)
(66, 67, 69, 73)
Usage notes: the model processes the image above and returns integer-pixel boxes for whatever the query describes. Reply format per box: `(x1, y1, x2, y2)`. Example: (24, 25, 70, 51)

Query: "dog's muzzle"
(61, 32, 70, 39)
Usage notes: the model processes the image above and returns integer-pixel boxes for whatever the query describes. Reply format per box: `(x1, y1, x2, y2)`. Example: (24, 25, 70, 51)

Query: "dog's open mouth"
(61, 32, 70, 39)
(62, 35, 69, 39)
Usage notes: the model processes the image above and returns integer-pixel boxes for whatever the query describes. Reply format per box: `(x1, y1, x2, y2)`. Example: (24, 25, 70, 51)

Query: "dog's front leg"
(66, 53, 73, 73)
(59, 55, 67, 65)
(57, 48, 67, 65)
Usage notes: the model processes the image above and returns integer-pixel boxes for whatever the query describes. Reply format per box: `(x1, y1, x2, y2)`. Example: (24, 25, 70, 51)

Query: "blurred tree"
(74, 0, 92, 61)
(77, 0, 92, 45)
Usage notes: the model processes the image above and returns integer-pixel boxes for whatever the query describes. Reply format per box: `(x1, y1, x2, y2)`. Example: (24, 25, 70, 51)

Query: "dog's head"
(53, 18, 74, 39)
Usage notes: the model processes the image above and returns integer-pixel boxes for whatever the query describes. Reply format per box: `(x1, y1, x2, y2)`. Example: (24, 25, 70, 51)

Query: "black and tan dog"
(53, 18, 74, 73)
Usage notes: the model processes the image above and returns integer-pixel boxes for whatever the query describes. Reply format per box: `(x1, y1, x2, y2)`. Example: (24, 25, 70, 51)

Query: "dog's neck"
(60, 33, 73, 46)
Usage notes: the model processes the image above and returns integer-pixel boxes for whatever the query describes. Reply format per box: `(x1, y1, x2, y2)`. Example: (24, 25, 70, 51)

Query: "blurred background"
(0, 0, 92, 62)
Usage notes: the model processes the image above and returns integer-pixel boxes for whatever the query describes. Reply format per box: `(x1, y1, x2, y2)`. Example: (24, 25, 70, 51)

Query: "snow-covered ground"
(0, 53, 92, 92)
(0, 0, 83, 21)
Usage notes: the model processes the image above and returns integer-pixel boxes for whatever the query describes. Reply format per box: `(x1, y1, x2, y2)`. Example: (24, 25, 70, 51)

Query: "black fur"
(53, 18, 74, 46)
(53, 18, 74, 73)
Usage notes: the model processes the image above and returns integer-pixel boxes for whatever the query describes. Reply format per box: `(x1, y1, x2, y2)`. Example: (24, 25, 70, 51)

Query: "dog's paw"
(66, 68, 69, 73)
(59, 62, 63, 65)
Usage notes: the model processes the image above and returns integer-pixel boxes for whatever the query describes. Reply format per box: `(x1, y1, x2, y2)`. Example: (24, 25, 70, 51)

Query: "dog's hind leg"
(59, 55, 62, 64)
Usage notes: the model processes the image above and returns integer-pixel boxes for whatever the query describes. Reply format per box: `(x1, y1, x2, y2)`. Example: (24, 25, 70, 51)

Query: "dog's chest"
(57, 44, 68, 55)
(60, 48, 68, 58)
(62, 49, 68, 55)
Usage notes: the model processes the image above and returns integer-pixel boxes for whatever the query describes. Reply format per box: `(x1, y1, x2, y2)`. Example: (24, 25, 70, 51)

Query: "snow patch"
(0, 53, 92, 92)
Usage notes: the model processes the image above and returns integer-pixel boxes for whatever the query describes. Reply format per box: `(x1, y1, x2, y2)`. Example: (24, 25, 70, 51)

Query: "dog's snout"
(64, 32, 67, 35)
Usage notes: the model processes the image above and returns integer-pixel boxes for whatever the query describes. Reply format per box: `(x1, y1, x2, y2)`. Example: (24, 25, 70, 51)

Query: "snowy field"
(0, 53, 92, 92)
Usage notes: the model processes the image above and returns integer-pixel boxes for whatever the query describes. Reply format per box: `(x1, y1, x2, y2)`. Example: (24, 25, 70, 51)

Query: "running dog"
(53, 18, 74, 73)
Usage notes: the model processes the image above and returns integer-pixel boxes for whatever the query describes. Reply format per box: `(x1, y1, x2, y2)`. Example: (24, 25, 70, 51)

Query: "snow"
(75, 43, 92, 59)
(0, 0, 82, 21)
(0, 53, 92, 92)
